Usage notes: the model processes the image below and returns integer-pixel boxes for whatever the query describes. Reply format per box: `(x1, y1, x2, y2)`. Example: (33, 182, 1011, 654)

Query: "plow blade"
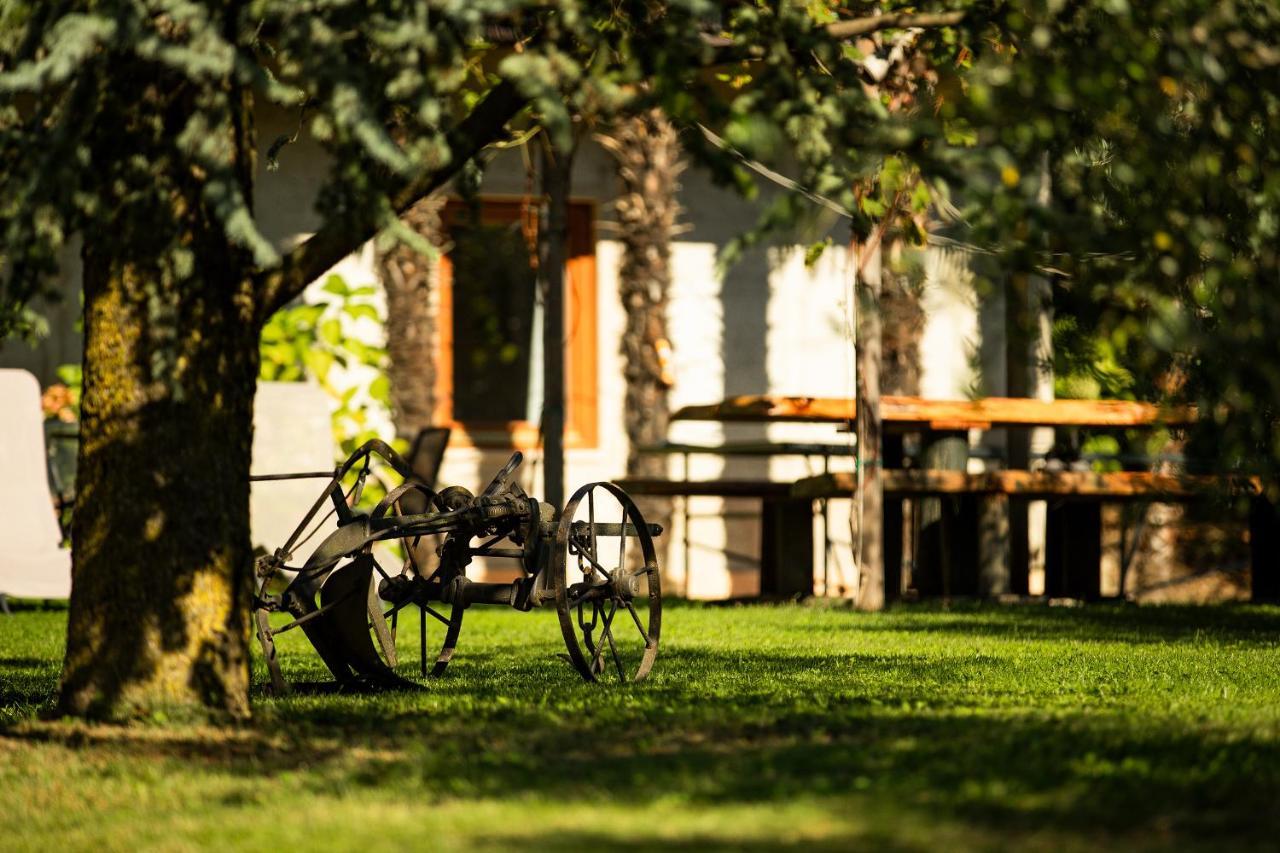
(285, 554, 415, 691)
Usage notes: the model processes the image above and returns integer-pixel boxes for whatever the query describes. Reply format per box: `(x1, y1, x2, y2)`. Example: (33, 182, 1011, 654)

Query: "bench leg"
(761, 497, 815, 598)
(1045, 502, 1102, 601)
(883, 496, 904, 602)
(1250, 496, 1280, 603)
(915, 431, 977, 597)
(882, 435, 905, 602)
(979, 493, 1011, 597)
(1008, 497, 1031, 595)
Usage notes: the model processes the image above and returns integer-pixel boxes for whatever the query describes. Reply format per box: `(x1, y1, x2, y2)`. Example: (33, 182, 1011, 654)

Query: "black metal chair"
(400, 426, 451, 514)
(44, 420, 79, 541)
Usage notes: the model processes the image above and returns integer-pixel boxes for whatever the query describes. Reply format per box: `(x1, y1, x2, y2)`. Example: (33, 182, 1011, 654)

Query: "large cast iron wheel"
(553, 482, 662, 683)
(370, 482, 466, 678)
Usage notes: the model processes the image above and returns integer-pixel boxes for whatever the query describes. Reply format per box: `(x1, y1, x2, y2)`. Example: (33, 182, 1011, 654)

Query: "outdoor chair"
(0, 369, 73, 611)
(44, 418, 79, 539)
(250, 381, 339, 550)
(398, 425, 452, 514)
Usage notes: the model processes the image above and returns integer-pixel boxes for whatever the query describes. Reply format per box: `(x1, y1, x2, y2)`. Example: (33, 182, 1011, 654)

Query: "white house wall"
(920, 246, 981, 402)
(6, 100, 997, 600)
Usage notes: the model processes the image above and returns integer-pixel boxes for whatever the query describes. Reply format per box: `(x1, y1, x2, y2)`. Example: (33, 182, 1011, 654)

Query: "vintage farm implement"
(252, 440, 662, 691)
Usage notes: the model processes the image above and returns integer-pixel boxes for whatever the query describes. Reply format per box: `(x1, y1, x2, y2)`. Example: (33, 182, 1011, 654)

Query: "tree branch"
(702, 9, 972, 66)
(256, 80, 527, 317)
(825, 11, 969, 40)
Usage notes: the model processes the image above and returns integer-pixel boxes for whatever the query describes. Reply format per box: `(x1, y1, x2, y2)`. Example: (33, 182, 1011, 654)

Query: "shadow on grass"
(870, 601, 1280, 645)
(8, 644, 1280, 846)
(461, 830, 925, 853)
(0, 657, 53, 670)
(6, 603, 1280, 847)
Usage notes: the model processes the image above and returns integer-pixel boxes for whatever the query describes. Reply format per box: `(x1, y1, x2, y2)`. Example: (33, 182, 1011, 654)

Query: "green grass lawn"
(3, 601, 1280, 851)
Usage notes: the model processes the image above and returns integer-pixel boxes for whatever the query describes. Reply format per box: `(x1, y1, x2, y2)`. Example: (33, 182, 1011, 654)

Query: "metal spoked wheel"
(370, 482, 466, 678)
(553, 482, 662, 683)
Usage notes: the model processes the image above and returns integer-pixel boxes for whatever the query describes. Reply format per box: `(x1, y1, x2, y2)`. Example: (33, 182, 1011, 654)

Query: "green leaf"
(346, 303, 381, 323)
(303, 348, 335, 381)
(804, 238, 831, 268)
(860, 197, 887, 218)
(321, 275, 351, 297)
(369, 374, 391, 405)
(319, 318, 343, 348)
(55, 363, 82, 386)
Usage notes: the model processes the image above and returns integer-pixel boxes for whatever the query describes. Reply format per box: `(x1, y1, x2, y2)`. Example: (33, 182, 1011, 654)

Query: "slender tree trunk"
(59, 245, 260, 720)
(855, 241, 885, 610)
(380, 195, 445, 439)
(878, 239, 922, 601)
(597, 110, 684, 546)
(539, 139, 574, 511)
(879, 243, 923, 397)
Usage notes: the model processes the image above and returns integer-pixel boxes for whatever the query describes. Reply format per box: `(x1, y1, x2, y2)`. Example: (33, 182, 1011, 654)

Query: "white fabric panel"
(0, 369, 72, 599)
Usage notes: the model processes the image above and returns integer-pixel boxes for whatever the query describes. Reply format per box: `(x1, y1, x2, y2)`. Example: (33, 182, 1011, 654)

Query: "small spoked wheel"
(370, 482, 465, 678)
(554, 482, 662, 683)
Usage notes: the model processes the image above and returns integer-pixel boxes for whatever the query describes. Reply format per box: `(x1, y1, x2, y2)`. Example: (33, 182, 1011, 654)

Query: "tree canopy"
(951, 1, 1280, 473)
(8, 1, 1275, 462)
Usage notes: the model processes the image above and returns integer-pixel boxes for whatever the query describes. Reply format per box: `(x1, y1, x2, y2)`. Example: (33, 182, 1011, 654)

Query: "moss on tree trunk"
(58, 243, 260, 721)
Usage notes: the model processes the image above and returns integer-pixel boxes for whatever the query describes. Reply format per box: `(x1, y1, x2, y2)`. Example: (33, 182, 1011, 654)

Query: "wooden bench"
(793, 470, 1276, 601)
(615, 477, 815, 597)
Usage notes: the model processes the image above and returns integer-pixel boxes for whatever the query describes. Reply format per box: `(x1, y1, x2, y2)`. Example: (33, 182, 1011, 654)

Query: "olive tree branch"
(256, 79, 527, 317)
(702, 7, 975, 63)
(826, 11, 970, 40)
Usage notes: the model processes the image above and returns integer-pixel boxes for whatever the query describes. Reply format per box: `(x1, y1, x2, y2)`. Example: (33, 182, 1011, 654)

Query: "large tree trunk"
(58, 59, 261, 719)
(58, 242, 261, 720)
(49, 31, 521, 721)
(379, 194, 445, 439)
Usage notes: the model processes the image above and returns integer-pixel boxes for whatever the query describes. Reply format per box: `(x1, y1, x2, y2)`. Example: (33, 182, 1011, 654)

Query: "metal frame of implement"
(252, 440, 663, 691)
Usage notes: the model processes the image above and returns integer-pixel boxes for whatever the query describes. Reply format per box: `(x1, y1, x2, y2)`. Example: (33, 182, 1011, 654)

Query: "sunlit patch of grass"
(3, 601, 1280, 851)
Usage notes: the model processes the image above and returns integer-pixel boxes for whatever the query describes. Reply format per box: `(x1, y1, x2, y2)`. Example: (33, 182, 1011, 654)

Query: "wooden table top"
(792, 469, 1259, 500)
(672, 395, 1197, 431)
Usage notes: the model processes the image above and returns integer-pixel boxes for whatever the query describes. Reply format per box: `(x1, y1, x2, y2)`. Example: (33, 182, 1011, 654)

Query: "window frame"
(435, 197, 599, 450)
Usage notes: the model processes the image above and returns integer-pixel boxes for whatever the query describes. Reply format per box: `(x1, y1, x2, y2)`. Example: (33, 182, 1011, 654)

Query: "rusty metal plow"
(251, 441, 663, 692)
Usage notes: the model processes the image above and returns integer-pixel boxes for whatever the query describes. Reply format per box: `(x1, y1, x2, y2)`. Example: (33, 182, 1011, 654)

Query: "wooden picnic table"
(673, 394, 1197, 431)
(792, 469, 1263, 501)
(651, 394, 1278, 603)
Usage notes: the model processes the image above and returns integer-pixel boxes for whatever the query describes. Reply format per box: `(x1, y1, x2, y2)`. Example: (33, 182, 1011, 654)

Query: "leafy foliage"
(4, 3, 1279, 480)
(686, 1, 1280, 476)
(259, 274, 402, 508)
(943, 1, 1280, 473)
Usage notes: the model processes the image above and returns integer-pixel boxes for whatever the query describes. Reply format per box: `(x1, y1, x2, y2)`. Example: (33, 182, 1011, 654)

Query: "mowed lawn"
(3, 601, 1280, 851)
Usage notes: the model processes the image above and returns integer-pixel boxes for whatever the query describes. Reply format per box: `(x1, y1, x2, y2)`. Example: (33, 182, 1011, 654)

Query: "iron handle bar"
(249, 471, 340, 481)
(570, 521, 664, 537)
(379, 574, 614, 611)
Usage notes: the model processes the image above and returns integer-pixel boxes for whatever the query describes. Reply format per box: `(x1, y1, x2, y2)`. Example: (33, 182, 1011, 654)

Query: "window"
(436, 199, 598, 448)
